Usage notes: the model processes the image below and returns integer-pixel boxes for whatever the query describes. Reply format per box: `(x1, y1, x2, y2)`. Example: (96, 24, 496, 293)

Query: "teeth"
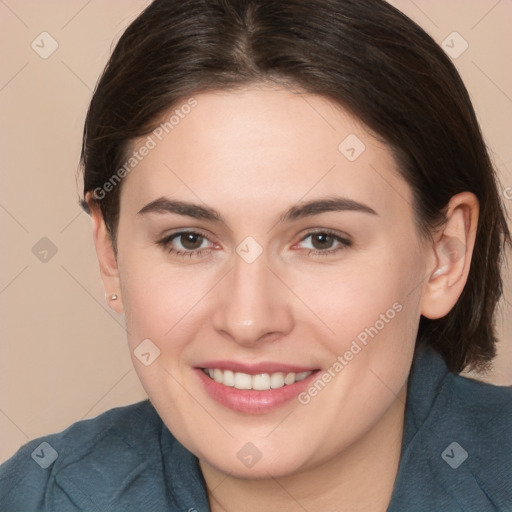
(234, 372, 252, 389)
(295, 371, 310, 382)
(270, 372, 285, 389)
(203, 368, 313, 390)
(253, 373, 270, 390)
(284, 372, 296, 385)
(223, 370, 235, 387)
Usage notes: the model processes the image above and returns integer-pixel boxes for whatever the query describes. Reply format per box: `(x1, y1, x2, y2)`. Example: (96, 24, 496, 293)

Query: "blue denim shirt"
(1, 346, 511, 511)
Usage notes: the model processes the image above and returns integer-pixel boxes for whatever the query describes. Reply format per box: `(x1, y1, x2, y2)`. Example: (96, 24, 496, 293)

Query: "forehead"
(121, 85, 413, 223)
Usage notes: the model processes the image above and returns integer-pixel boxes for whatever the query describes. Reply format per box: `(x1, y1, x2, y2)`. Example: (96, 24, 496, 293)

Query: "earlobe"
(421, 192, 479, 320)
(85, 192, 124, 314)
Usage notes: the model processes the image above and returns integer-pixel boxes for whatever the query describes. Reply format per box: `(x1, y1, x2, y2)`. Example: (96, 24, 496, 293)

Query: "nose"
(211, 250, 294, 347)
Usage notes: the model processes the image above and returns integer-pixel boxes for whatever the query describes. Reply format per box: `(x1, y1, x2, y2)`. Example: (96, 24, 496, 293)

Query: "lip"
(194, 364, 320, 414)
(196, 360, 317, 375)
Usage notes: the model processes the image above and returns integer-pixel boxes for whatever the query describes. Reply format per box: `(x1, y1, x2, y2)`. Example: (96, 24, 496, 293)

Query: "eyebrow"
(137, 196, 378, 224)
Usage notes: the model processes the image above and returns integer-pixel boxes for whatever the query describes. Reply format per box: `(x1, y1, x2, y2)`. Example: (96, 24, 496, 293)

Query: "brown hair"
(81, 0, 510, 373)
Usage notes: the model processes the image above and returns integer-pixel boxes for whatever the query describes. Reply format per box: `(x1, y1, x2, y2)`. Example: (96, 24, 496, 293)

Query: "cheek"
(119, 260, 210, 409)
(121, 261, 207, 346)
(289, 244, 424, 347)
(316, 244, 423, 403)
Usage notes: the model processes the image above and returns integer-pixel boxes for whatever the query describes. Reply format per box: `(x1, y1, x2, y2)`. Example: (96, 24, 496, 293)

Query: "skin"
(88, 84, 478, 511)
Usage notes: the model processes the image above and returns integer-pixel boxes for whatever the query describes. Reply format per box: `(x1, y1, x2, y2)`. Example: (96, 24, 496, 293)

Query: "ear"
(85, 192, 124, 314)
(420, 191, 479, 320)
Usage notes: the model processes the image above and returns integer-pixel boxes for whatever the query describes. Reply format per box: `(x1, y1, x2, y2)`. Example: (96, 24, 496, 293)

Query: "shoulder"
(439, 364, 512, 500)
(0, 399, 171, 511)
(426, 352, 512, 461)
(448, 364, 512, 436)
(406, 346, 512, 443)
(392, 347, 512, 511)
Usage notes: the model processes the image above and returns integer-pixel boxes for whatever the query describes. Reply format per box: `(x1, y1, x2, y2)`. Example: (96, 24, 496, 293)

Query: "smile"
(196, 364, 321, 414)
(202, 368, 313, 390)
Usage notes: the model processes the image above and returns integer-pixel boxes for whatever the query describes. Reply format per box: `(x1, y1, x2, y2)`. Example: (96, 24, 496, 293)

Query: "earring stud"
(110, 294, 118, 300)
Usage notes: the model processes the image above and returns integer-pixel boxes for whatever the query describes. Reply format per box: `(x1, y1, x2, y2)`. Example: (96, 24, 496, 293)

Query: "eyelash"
(156, 229, 352, 259)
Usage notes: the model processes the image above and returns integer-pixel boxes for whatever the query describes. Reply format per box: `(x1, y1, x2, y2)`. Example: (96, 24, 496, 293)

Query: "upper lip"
(196, 361, 319, 375)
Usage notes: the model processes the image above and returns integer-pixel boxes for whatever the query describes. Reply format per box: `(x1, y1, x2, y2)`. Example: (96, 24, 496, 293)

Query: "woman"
(1, 0, 511, 510)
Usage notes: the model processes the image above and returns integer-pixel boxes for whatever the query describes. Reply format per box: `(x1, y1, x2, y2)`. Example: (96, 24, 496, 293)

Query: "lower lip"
(195, 368, 320, 414)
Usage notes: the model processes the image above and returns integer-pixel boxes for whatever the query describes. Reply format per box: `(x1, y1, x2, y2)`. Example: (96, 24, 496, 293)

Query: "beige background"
(0, 0, 511, 462)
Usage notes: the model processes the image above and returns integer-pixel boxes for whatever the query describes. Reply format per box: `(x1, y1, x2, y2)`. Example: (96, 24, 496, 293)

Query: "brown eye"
(179, 232, 204, 250)
(296, 230, 352, 257)
(156, 230, 214, 258)
(310, 233, 336, 250)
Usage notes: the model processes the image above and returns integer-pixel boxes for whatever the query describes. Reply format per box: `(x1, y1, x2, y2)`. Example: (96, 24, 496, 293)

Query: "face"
(112, 85, 431, 478)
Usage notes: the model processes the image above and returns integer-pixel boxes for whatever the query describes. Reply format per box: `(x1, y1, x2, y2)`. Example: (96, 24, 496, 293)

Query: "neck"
(201, 385, 407, 512)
